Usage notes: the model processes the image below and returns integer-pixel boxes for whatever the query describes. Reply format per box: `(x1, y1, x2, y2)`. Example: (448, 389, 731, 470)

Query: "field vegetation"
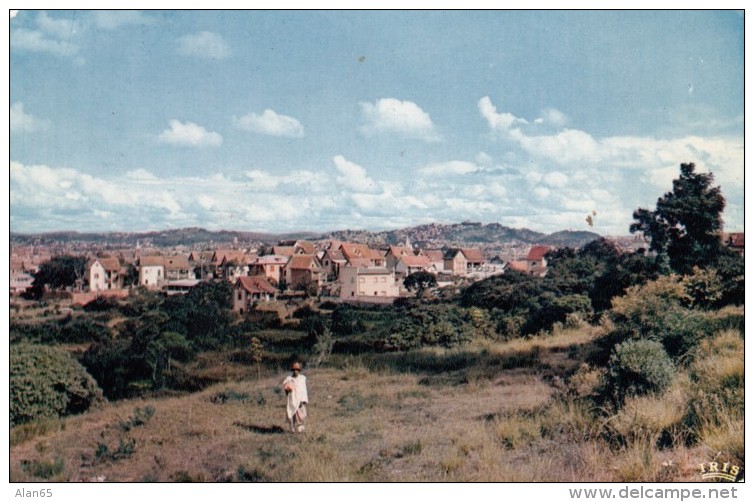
(9, 163, 744, 482)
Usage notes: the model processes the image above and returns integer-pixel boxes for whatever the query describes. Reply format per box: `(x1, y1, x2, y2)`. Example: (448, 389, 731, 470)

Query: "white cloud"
(36, 11, 75, 39)
(10, 11, 82, 61)
(177, 31, 230, 59)
(359, 98, 440, 142)
(234, 109, 304, 137)
(536, 108, 569, 127)
(125, 168, 158, 180)
(475, 152, 493, 165)
(419, 160, 478, 176)
(332, 155, 378, 193)
(10, 102, 50, 133)
(543, 171, 569, 187)
(478, 96, 528, 133)
(158, 120, 223, 147)
(11, 27, 75, 56)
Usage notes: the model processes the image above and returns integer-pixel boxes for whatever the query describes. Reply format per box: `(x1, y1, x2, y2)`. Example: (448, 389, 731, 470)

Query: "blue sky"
(9, 10, 744, 236)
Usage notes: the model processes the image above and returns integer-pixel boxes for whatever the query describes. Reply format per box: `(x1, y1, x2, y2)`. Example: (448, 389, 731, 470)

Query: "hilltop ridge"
(11, 222, 602, 248)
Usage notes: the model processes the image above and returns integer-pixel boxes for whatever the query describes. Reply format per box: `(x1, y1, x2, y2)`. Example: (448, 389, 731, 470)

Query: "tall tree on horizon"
(630, 162, 726, 274)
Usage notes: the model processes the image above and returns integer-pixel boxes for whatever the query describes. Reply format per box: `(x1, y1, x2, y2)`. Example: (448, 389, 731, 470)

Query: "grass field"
(11, 322, 736, 483)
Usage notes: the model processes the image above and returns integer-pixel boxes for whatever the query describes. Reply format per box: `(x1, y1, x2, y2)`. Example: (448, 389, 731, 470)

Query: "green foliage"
(380, 304, 489, 351)
(590, 250, 660, 312)
(630, 162, 726, 274)
(95, 436, 137, 462)
(20, 458, 64, 479)
(713, 252, 745, 306)
(682, 267, 724, 309)
(83, 295, 121, 312)
(27, 255, 88, 298)
(10, 344, 105, 426)
(311, 327, 334, 368)
(10, 317, 110, 345)
(161, 280, 238, 350)
(602, 275, 725, 361)
(119, 406, 155, 431)
(603, 339, 675, 404)
(403, 271, 437, 297)
(330, 305, 366, 336)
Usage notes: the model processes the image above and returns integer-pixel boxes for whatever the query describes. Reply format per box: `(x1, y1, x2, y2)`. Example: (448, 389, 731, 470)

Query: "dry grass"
(9, 325, 742, 482)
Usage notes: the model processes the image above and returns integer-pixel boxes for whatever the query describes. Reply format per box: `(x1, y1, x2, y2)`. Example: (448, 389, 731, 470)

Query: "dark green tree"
(27, 255, 88, 298)
(403, 271, 437, 298)
(630, 162, 726, 274)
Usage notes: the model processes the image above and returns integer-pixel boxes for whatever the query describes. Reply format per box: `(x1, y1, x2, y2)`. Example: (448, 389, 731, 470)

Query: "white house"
(139, 256, 165, 289)
(89, 257, 123, 292)
(339, 266, 400, 300)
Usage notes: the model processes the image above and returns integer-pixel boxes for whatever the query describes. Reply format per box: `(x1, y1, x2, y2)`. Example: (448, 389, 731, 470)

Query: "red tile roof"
(526, 246, 550, 261)
(460, 248, 485, 263)
(287, 254, 322, 270)
(237, 276, 277, 295)
(399, 255, 431, 268)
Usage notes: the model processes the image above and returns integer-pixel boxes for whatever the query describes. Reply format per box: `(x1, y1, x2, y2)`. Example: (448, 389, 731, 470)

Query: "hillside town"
(10, 228, 745, 314)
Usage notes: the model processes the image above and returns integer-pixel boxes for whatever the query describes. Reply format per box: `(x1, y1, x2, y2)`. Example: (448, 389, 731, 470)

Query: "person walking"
(282, 362, 308, 433)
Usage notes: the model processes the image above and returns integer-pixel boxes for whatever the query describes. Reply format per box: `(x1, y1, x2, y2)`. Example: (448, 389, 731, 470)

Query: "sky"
(8, 9, 745, 236)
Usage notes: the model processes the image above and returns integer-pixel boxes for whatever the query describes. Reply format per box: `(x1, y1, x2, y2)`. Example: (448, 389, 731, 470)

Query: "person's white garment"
(283, 374, 308, 431)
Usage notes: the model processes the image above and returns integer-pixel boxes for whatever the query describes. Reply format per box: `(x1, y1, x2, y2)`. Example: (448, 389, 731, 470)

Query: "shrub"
(682, 267, 724, 309)
(11, 344, 106, 426)
(603, 339, 674, 405)
(83, 295, 121, 312)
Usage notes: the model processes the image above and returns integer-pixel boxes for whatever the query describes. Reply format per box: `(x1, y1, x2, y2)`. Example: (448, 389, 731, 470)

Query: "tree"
(27, 255, 88, 299)
(403, 271, 437, 298)
(630, 162, 726, 274)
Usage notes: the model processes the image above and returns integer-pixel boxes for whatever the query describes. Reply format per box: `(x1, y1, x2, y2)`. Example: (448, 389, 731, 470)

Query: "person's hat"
(291, 362, 302, 370)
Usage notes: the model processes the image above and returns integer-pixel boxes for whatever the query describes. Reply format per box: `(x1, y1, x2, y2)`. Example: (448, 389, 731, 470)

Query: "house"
(163, 279, 201, 296)
(443, 248, 485, 276)
(284, 254, 324, 291)
(394, 254, 431, 277)
(138, 255, 165, 288)
(724, 233, 744, 257)
(421, 250, 446, 273)
(188, 250, 216, 279)
(249, 255, 289, 286)
(506, 260, 530, 274)
(10, 272, 34, 295)
(163, 255, 195, 282)
(340, 243, 386, 267)
(339, 266, 400, 301)
(277, 240, 318, 255)
(525, 245, 550, 277)
(88, 257, 123, 292)
(271, 246, 296, 258)
(233, 276, 278, 314)
(320, 248, 348, 281)
(218, 251, 256, 282)
(384, 245, 416, 270)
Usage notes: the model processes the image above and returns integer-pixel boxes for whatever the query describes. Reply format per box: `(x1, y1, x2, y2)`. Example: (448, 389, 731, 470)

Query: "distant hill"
(9, 228, 319, 248)
(11, 222, 601, 248)
(322, 222, 600, 248)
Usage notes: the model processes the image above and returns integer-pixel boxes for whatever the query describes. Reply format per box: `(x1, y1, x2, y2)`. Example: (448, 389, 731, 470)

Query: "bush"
(11, 344, 105, 426)
(603, 339, 674, 405)
(83, 295, 121, 312)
